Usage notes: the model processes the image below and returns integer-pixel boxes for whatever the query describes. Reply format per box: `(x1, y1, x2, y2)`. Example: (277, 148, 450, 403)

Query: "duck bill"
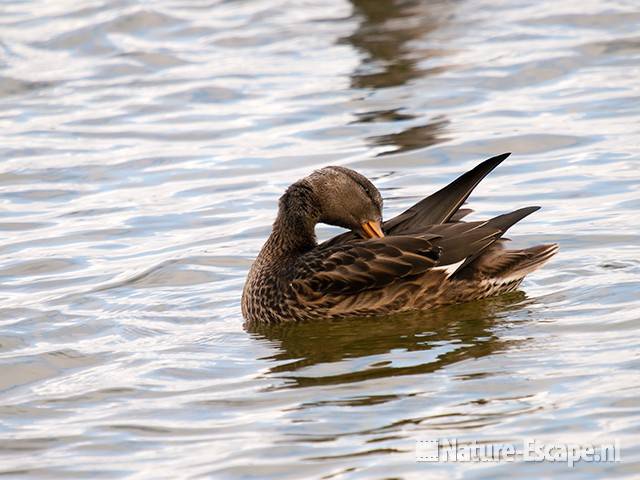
(361, 220, 384, 239)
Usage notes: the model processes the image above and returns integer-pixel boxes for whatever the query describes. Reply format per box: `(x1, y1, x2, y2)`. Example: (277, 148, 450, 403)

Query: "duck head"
(278, 166, 384, 241)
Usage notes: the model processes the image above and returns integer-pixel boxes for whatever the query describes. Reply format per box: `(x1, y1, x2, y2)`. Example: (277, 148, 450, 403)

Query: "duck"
(242, 153, 557, 324)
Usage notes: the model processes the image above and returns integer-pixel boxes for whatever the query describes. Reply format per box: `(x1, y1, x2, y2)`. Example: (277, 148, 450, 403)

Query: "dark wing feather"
(449, 207, 473, 222)
(388, 207, 541, 274)
(385, 152, 510, 234)
(291, 236, 440, 301)
(450, 206, 540, 277)
(426, 221, 503, 266)
(483, 206, 540, 233)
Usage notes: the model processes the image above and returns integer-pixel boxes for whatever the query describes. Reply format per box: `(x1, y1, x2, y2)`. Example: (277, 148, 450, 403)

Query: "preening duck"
(242, 153, 557, 324)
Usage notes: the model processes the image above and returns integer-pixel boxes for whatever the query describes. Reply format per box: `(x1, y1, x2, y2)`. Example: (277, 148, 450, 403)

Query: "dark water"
(1, 0, 639, 478)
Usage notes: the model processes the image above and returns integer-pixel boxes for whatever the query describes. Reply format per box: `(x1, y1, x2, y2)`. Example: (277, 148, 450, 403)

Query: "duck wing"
(289, 219, 503, 304)
(289, 236, 441, 302)
(289, 207, 544, 316)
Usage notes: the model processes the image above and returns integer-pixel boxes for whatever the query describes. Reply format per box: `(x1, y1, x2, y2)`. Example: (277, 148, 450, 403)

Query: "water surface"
(1, 0, 639, 478)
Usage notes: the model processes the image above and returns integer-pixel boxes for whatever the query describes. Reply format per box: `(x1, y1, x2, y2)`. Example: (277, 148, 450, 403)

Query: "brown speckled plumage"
(242, 154, 558, 325)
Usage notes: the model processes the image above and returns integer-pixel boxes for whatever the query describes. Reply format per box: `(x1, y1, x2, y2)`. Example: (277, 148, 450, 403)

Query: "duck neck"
(264, 181, 321, 258)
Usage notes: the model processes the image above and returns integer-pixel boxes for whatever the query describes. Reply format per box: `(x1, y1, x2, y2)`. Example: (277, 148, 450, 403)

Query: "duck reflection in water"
(347, 0, 453, 154)
(248, 293, 532, 391)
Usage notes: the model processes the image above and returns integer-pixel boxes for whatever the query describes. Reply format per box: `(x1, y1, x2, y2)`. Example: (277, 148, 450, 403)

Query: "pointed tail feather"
(476, 243, 559, 280)
(503, 243, 559, 278)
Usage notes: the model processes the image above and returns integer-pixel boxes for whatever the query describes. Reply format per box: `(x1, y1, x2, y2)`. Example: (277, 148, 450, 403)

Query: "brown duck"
(242, 153, 557, 324)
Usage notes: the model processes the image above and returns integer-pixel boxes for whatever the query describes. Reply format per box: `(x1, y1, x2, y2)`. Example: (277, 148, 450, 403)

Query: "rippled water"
(1, 0, 639, 478)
